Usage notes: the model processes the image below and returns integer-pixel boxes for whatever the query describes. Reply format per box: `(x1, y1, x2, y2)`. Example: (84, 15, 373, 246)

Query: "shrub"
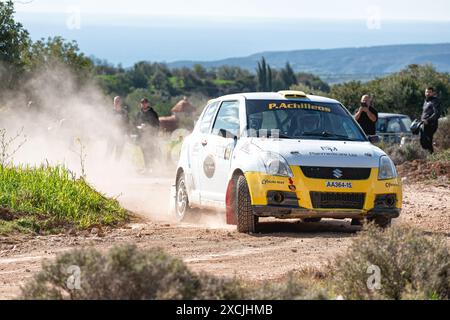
(435, 118, 450, 150)
(21, 245, 333, 300)
(249, 273, 330, 300)
(332, 225, 450, 300)
(20, 245, 246, 300)
(384, 142, 428, 165)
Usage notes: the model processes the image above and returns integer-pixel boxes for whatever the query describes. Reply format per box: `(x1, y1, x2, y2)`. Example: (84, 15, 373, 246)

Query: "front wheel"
(175, 173, 199, 222)
(235, 176, 258, 234)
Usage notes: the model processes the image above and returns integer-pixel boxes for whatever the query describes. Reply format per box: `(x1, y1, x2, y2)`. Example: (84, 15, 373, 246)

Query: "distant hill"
(168, 43, 450, 83)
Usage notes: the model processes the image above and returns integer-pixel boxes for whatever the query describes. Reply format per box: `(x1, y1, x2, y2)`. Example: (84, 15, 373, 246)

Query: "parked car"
(376, 113, 414, 145)
(175, 91, 402, 233)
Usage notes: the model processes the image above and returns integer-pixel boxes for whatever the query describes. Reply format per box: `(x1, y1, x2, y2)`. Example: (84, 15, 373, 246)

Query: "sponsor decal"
(310, 152, 358, 157)
(289, 185, 297, 192)
(321, 146, 338, 152)
(268, 103, 332, 113)
(203, 155, 216, 179)
(262, 179, 285, 185)
(326, 181, 353, 189)
(385, 182, 400, 188)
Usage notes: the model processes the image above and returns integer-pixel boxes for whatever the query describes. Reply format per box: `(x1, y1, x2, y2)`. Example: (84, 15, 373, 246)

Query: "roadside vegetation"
(332, 225, 449, 300)
(0, 165, 127, 235)
(21, 225, 448, 300)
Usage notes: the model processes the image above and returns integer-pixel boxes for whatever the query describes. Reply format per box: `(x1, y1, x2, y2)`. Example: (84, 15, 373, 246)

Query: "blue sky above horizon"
(13, 0, 450, 65)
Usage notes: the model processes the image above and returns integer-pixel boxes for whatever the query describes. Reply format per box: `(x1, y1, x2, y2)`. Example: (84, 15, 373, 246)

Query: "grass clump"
(428, 149, 450, 163)
(0, 165, 126, 235)
(332, 225, 450, 300)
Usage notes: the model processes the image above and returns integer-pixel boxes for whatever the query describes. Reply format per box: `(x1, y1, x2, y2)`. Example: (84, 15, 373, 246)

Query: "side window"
(199, 102, 219, 134)
(212, 101, 240, 137)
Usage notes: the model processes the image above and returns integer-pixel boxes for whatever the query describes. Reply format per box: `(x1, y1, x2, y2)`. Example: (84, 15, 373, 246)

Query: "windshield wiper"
(302, 131, 354, 141)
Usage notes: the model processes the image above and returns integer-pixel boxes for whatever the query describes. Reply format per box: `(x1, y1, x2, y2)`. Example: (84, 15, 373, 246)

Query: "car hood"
(249, 138, 384, 168)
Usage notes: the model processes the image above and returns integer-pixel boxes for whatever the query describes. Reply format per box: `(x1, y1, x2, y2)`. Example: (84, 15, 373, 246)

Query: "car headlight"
(378, 156, 397, 180)
(260, 152, 293, 177)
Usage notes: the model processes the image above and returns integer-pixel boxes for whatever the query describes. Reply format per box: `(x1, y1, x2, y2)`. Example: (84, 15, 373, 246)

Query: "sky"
(14, 0, 450, 21)
(12, 0, 450, 65)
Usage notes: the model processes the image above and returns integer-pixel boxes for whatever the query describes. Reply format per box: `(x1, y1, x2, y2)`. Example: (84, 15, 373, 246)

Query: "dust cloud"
(0, 65, 229, 229)
(0, 65, 174, 220)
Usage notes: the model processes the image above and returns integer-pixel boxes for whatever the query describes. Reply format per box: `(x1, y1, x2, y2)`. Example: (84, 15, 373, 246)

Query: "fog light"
(385, 195, 396, 207)
(273, 192, 285, 204)
(375, 194, 397, 209)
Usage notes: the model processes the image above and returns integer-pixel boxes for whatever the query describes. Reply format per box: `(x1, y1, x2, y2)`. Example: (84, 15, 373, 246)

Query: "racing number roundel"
(203, 155, 216, 179)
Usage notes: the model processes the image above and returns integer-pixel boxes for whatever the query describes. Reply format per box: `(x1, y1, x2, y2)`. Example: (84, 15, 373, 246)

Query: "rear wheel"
(175, 173, 199, 222)
(235, 175, 258, 234)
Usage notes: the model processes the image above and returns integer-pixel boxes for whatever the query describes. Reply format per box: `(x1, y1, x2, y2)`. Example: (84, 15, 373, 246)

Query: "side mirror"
(219, 128, 238, 140)
(368, 135, 381, 144)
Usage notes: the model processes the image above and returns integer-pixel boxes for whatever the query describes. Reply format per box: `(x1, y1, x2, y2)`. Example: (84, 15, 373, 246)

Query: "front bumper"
(244, 166, 403, 219)
(253, 205, 401, 220)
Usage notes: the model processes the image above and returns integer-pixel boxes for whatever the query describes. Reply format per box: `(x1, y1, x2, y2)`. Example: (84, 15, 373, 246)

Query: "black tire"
(302, 218, 322, 223)
(175, 173, 199, 222)
(235, 175, 258, 234)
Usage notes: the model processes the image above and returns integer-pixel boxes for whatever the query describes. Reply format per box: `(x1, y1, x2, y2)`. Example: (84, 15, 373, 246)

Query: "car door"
(189, 101, 220, 203)
(199, 100, 241, 204)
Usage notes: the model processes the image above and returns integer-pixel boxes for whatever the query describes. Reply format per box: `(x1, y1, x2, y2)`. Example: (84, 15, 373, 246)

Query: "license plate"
(326, 181, 353, 189)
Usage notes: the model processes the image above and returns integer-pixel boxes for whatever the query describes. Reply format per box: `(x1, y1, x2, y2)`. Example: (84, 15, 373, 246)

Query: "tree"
(280, 62, 298, 89)
(0, 0, 31, 90)
(256, 57, 273, 92)
(28, 37, 93, 78)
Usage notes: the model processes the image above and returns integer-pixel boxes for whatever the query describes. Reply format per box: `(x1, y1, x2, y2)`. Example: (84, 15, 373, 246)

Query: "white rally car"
(175, 91, 402, 233)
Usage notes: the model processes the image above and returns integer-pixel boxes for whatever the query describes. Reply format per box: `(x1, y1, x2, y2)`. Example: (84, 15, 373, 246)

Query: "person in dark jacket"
(420, 87, 441, 154)
(355, 95, 378, 136)
(107, 96, 130, 161)
(136, 98, 160, 171)
(136, 98, 160, 130)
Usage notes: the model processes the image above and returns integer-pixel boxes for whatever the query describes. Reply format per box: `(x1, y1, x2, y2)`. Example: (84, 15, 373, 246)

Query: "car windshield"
(246, 100, 367, 141)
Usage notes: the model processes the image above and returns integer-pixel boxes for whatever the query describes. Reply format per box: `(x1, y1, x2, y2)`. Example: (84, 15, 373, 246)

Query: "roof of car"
(211, 92, 340, 104)
(378, 113, 410, 118)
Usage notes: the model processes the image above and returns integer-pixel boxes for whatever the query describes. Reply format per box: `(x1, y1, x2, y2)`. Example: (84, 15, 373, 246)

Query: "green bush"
(0, 165, 126, 234)
(332, 225, 450, 300)
(20, 245, 245, 300)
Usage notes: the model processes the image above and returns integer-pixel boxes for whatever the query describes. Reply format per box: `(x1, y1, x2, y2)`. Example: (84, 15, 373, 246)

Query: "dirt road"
(0, 177, 449, 299)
